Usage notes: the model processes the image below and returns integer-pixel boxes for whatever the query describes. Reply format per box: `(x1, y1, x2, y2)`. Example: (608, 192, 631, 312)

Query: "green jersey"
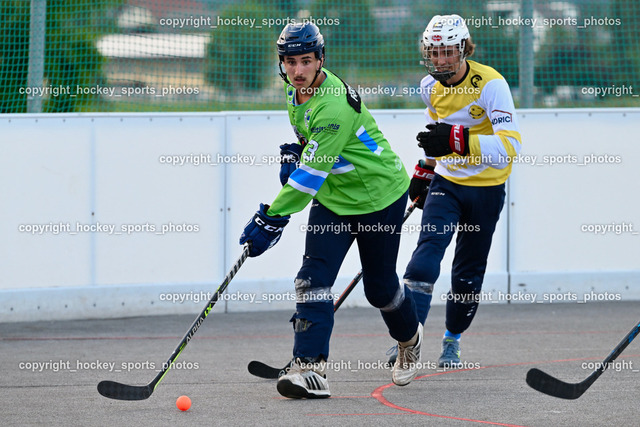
(268, 69, 409, 217)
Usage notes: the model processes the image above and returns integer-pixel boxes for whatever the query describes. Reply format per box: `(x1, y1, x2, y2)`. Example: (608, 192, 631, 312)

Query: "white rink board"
(1, 109, 638, 321)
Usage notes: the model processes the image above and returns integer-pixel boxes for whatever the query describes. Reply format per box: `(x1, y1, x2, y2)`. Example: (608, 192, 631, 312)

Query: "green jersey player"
(240, 23, 422, 398)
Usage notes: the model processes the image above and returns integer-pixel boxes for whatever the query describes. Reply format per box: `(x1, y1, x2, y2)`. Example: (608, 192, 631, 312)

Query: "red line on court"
(371, 377, 527, 427)
(368, 355, 640, 425)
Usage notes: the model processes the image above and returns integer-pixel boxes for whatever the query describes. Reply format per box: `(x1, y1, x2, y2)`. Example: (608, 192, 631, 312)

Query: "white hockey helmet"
(421, 14, 470, 82)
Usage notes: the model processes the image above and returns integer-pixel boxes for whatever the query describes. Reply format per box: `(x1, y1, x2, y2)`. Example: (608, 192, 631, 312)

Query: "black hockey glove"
(279, 143, 303, 186)
(417, 123, 469, 157)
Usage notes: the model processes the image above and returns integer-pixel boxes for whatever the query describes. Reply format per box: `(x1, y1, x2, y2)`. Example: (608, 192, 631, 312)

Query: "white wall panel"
(0, 116, 94, 289)
(508, 109, 640, 299)
(1, 109, 638, 321)
(92, 115, 226, 286)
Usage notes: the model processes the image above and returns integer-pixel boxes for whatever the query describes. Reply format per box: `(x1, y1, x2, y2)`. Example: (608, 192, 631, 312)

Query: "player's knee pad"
(291, 278, 334, 330)
(290, 280, 331, 324)
(294, 278, 334, 305)
(404, 278, 434, 297)
(365, 280, 406, 312)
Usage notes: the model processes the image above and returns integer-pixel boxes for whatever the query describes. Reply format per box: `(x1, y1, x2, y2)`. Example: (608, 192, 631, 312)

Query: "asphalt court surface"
(2, 301, 638, 426)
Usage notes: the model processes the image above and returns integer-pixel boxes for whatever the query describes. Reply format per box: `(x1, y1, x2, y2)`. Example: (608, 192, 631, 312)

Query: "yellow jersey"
(420, 60, 522, 186)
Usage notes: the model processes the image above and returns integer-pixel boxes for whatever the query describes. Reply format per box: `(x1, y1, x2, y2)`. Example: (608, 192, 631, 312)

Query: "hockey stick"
(97, 244, 251, 400)
(247, 267, 368, 379)
(247, 271, 367, 379)
(248, 197, 421, 379)
(526, 320, 640, 399)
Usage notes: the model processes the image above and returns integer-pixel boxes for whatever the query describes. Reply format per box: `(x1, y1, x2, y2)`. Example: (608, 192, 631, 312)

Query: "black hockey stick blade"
(526, 320, 640, 399)
(97, 381, 153, 401)
(526, 368, 595, 400)
(247, 360, 289, 379)
(97, 245, 250, 400)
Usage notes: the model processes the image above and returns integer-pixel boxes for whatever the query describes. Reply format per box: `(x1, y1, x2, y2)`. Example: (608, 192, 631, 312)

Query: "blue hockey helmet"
(277, 22, 325, 61)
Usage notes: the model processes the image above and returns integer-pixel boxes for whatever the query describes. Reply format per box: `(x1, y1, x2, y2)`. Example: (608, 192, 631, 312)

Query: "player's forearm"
(473, 132, 522, 168)
(267, 185, 314, 217)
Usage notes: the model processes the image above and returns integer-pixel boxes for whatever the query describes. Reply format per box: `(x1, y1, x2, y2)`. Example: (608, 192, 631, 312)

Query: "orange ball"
(176, 395, 191, 411)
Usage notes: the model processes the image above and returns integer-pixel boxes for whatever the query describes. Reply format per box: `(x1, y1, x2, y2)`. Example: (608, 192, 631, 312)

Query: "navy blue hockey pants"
(292, 191, 418, 360)
(403, 174, 506, 334)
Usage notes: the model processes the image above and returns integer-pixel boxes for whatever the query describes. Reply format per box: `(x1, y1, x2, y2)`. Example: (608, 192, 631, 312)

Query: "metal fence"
(2, 0, 638, 112)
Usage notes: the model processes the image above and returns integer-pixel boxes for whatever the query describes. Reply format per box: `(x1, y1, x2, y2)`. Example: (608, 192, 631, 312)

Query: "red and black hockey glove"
(417, 123, 469, 157)
(409, 160, 435, 209)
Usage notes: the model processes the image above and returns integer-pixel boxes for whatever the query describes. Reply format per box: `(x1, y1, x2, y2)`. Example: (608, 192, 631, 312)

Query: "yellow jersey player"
(390, 14, 522, 368)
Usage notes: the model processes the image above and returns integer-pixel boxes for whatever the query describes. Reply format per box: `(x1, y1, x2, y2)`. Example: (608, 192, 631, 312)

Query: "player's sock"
(444, 330, 461, 341)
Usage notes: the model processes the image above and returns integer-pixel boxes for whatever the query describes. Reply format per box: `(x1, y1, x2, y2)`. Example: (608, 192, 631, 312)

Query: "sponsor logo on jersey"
(310, 123, 340, 134)
(470, 74, 482, 88)
(468, 105, 485, 119)
(491, 109, 513, 125)
(304, 108, 312, 129)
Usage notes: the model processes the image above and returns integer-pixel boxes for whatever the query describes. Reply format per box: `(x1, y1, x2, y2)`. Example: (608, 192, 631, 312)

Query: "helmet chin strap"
(432, 70, 456, 83)
(306, 58, 324, 89)
(278, 62, 291, 85)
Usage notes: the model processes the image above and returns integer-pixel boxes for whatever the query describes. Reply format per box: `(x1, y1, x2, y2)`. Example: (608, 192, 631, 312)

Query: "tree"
(205, 2, 276, 93)
(309, 0, 376, 72)
(471, 25, 520, 88)
(0, 1, 30, 113)
(0, 0, 124, 113)
(534, 26, 609, 96)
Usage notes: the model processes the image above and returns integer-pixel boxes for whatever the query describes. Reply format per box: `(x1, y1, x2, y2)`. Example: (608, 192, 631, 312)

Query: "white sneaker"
(276, 358, 331, 399)
(392, 323, 423, 386)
